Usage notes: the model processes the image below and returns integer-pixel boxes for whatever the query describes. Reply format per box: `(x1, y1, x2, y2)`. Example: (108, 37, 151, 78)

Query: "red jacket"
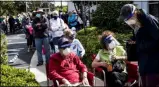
(49, 52, 87, 84)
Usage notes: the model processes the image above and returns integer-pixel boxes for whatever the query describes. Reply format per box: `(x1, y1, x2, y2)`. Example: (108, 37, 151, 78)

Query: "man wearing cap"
(32, 9, 50, 66)
(119, 4, 159, 87)
(48, 37, 89, 86)
(48, 10, 66, 53)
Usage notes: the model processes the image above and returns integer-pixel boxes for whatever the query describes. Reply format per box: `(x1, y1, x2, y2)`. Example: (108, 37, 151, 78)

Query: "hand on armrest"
(82, 72, 90, 86)
(62, 78, 72, 86)
(92, 60, 108, 68)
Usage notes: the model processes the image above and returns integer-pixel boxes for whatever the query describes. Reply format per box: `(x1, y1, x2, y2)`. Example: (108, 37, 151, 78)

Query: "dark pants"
(10, 24, 15, 33)
(27, 35, 33, 46)
(101, 67, 128, 87)
(141, 74, 159, 87)
(50, 37, 61, 53)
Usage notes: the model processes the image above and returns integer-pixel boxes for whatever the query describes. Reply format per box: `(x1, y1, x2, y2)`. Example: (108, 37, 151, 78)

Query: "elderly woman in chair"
(92, 30, 128, 87)
(48, 37, 90, 87)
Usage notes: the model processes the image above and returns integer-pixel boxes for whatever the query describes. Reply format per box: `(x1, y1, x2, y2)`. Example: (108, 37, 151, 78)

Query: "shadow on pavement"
(7, 32, 35, 68)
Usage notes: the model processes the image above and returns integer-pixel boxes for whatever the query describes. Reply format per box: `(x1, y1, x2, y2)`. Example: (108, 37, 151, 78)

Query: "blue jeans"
(35, 37, 50, 63)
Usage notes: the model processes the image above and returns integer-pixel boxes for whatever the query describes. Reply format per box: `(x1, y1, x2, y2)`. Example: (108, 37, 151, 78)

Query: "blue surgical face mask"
(36, 14, 41, 18)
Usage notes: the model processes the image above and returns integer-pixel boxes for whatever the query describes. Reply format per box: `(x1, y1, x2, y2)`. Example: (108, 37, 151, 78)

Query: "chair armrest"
(95, 67, 104, 72)
(93, 68, 106, 86)
(125, 80, 137, 87)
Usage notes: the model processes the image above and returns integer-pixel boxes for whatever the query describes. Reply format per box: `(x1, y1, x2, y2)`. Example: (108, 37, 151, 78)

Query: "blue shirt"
(68, 14, 78, 27)
(70, 39, 85, 57)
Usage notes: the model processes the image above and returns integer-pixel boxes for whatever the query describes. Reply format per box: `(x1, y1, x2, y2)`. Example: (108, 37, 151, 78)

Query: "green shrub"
(77, 27, 132, 69)
(0, 34, 8, 65)
(0, 64, 40, 86)
(92, 1, 132, 33)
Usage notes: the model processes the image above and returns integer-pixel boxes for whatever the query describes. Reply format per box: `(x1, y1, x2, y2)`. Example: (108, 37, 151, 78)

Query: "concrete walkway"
(29, 51, 104, 86)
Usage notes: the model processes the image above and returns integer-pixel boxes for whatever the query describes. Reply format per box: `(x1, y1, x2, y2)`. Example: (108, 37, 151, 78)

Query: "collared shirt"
(49, 52, 87, 84)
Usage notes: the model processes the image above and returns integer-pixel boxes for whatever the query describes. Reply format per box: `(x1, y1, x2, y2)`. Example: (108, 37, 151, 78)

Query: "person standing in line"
(25, 22, 34, 52)
(8, 15, 15, 34)
(48, 10, 65, 53)
(68, 11, 78, 30)
(118, 4, 159, 87)
(32, 9, 50, 66)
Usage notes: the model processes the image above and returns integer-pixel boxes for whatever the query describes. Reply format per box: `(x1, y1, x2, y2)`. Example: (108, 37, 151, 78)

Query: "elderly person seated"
(92, 30, 128, 87)
(48, 37, 89, 86)
(63, 29, 85, 58)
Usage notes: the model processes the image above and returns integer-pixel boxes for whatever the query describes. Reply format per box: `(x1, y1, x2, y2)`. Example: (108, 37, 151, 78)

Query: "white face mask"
(108, 40, 117, 50)
(63, 48, 71, 56)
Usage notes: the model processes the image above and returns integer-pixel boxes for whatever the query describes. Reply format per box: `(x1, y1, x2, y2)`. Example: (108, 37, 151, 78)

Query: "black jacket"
(136, 9, 159, 76)
(32, 17, 48, 38)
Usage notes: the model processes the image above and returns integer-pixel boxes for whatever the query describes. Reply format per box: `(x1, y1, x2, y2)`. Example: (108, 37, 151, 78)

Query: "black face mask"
(53, 16, 58, 20)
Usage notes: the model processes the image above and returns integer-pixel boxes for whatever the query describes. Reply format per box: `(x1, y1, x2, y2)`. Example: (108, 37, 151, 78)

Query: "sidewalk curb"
(29, 51, 51, 86)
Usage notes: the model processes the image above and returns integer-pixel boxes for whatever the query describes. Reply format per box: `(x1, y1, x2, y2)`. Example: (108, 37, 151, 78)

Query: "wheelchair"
(91, 54, 142, 87)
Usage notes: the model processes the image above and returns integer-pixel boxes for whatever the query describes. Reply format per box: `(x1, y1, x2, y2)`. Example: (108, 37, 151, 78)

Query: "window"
(149, 1, 159, 20)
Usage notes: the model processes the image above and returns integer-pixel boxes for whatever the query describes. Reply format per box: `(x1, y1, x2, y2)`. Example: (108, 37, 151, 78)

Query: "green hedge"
(92, 1, 132, 33)
(77, 27, 132, 69)
(0, 34, 39, 86)
(0, 64, 40, 86)
(0, 34, 8, 65)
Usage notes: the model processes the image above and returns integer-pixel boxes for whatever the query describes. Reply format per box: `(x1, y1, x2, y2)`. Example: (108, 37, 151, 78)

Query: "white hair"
(52, 10, 59, 16)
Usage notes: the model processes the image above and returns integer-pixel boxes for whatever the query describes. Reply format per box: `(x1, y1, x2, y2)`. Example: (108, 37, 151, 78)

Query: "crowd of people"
(1, 3, 159, 87)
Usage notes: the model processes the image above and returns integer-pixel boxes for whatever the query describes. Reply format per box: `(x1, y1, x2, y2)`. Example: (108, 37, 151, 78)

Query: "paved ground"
(7, 33, 35, 69)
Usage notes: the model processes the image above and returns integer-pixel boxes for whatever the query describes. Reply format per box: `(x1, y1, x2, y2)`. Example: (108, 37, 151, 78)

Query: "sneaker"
(37, 62, 43, 66)
(27, 48, 30, 52)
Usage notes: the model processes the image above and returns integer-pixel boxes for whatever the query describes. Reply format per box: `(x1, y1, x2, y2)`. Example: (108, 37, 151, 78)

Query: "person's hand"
(36, 23, 41, 26)
(100, 62, 108, 67)
(62, 79, 72, 86)
(82, 78, 90, 86)
(112, 55, 117, 60)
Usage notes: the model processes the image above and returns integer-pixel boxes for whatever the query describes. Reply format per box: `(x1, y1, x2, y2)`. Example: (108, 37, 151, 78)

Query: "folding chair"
(125, 61, 142, 87)
(91, 54, 107, 86)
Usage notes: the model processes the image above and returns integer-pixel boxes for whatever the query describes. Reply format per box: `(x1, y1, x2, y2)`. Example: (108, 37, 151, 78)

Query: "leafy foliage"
(77, 27, 132, 69)
(0, 1, 15, 16)
(0, 34, 8, 65)
(92, 1, 133, 33)
(55, 6, 68, 12)
(0, 64, 40, 86)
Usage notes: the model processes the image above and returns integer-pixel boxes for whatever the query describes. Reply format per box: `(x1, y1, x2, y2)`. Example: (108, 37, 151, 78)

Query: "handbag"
(112, 60, 126, 72)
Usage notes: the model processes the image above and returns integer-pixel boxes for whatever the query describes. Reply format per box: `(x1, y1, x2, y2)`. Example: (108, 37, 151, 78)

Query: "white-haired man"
(48, 10, 66, 53)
